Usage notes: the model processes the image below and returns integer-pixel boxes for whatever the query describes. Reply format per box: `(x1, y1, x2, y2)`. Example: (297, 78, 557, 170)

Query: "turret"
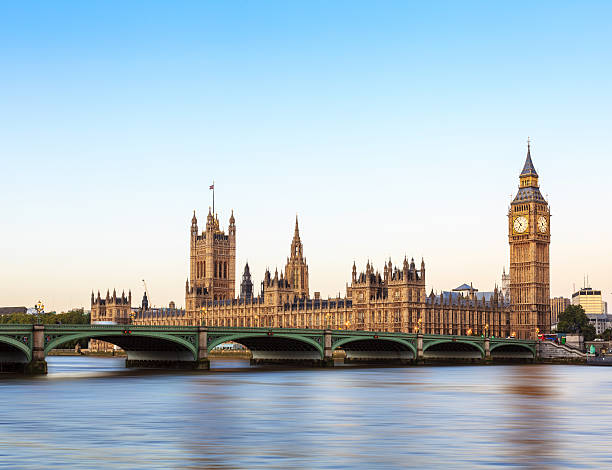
(206, 207, 215, 231)
(229, 209, 236, 237)
(191, 210, 198, 238)
(240, 262, 253, 300)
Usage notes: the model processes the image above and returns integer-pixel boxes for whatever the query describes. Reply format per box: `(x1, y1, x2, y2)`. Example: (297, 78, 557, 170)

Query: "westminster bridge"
(0, 324, 537, 374)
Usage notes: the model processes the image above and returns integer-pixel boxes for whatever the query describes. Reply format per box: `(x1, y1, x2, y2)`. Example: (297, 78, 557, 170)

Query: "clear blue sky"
(1, 1, 611, 312)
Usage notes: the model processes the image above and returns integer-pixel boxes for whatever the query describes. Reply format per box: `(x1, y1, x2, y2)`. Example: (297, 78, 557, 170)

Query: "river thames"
(1, 358, 611, 469)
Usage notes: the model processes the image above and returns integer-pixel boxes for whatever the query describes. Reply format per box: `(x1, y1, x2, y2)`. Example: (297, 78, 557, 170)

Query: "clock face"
(538, 216, 548, 233)
(513, 216, 528, 233)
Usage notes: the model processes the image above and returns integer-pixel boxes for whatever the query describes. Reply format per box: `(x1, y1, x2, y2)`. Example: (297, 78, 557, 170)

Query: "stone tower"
(508, 141, 551, 339)
(240, 262, 253, 300)
(186, 208, 236, 318)
(285, 216, 309, 299)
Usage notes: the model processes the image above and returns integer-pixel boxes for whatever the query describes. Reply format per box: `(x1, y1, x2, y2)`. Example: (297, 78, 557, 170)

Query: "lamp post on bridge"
(414, 316, 423, 334)
(34, 300, 44, 325)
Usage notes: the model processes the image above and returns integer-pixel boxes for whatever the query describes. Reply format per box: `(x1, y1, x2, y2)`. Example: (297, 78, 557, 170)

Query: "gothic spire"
(520, 138, 538, 178)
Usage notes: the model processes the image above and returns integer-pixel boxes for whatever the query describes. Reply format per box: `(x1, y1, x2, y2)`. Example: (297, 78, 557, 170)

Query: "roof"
(513, 186, 546, 203)
(0, 306, 27, 315)
(453, 283, 474, 291)
(520, 145, 539, 178)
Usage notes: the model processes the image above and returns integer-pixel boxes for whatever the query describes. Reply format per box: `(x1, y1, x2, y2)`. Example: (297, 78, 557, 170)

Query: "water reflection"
(1, 358, 610, 469)
(502, 366, 557, 469)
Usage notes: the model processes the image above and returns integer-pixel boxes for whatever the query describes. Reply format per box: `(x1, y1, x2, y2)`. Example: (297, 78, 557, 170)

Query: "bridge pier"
(25, 325, 47, 375)
(416, 334, 424, 363)
(484, 337, 491, 362)
(323, 329, 334, 367)
(196, 326, 210, 370)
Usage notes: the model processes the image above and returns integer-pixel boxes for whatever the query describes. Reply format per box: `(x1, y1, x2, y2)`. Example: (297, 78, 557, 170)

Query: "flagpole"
(212, 180, 215, 215)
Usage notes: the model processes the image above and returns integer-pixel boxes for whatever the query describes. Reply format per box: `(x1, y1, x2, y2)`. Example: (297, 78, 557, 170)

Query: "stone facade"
(94, 144, 551, 341)
(89, 290, 131, 352)
(508, 142, 551, 339)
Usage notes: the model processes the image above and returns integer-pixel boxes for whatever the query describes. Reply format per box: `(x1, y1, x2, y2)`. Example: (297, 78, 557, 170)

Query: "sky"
(1, 1, 611, 312)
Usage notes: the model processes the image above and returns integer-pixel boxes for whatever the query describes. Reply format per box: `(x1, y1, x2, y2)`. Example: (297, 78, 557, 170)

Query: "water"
(1, 358, 611, 469)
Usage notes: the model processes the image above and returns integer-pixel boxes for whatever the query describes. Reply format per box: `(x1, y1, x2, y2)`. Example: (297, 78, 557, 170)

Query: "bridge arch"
(490, 342, 535, 359)
(0, 335, 32, 363)
(44, 331, 198, 362)
(332, 336, 416, 361)
(208, 332, 324, 362)
(332, 336, 416, 356)
(423, 339, 484, 359)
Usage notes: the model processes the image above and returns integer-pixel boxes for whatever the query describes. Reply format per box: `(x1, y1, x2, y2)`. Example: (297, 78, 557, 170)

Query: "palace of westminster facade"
(91, 144, 551, 341)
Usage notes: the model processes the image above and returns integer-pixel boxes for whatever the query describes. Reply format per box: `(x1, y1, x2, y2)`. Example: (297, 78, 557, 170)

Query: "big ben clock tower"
(508, 140, 551, 339)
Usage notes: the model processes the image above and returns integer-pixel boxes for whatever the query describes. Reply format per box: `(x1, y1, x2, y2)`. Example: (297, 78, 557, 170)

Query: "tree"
(556, 305, 596, 341)
(598, 328, 612, 341)
(0, 308, 91, 347)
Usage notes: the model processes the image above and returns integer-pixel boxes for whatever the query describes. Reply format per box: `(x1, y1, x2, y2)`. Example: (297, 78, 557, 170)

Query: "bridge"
(0, 324, 537, 374)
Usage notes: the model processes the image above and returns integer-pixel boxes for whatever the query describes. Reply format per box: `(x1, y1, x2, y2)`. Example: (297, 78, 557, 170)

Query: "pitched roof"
(453, 283, 473, 291)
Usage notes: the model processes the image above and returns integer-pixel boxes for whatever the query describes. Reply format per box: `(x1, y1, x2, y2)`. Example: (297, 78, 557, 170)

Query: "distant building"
(0, 306, 27, 316)
(572, 287, 611, 334)
(89, 289, 132, 352)
(550, 297, 570, 326)
(572, 287, 604, 314)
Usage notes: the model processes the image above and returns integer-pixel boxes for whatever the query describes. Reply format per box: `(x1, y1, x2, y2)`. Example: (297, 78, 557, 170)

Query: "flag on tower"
(209, 183, 214, 190)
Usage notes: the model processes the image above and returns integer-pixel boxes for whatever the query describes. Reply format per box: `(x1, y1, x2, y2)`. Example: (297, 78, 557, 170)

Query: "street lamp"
(254, 315, 259, 328)
(34, 300, 44, 325)
(484, 323, 489, 337)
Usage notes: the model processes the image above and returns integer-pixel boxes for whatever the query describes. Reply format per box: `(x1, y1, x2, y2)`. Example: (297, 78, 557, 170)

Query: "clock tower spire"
(508, 140, 551, 339)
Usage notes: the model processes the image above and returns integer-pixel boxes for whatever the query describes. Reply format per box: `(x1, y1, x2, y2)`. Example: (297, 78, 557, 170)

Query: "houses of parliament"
(91, 144, 551, 342)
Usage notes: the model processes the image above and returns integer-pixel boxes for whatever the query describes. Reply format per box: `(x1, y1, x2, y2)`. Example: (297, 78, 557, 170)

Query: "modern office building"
(572, 287, 611, 334)
(572, 287, 604, 314)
